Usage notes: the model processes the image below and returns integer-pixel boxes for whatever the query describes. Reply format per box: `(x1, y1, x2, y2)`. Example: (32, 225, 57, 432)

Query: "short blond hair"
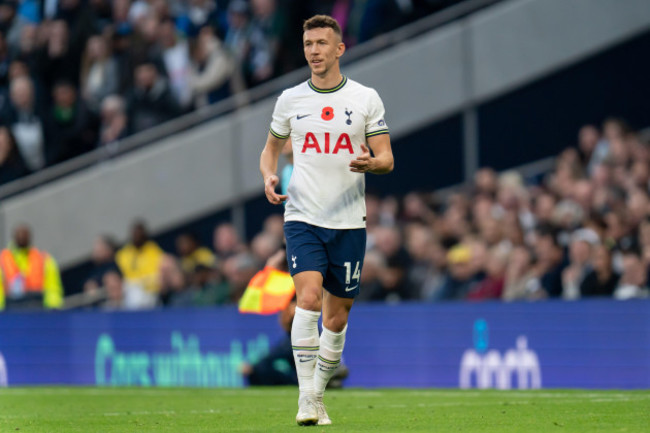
(303, 15, 342, 38)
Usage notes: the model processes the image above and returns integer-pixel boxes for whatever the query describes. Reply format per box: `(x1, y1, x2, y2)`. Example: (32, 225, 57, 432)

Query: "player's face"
(303, 27, 344, 77)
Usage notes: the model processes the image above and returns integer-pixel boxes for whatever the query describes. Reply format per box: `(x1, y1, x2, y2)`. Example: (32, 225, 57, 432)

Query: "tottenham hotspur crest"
(345, 108, 353, 125)
(291, 255, 297, 269)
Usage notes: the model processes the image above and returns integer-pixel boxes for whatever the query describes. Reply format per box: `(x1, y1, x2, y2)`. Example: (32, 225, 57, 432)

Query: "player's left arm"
(349, 134, 394, 174)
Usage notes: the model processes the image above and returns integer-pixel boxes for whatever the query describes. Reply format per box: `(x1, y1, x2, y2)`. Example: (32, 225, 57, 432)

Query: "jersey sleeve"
(365, 89, 389, 139)
(269, 91, 291, 139)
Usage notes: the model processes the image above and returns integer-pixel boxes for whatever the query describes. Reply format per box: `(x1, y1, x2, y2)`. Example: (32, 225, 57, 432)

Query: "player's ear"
(336, 42, 345, 58)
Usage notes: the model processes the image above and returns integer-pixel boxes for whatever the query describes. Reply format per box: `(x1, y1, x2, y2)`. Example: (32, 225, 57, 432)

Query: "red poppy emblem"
(321, 107, 334, 121)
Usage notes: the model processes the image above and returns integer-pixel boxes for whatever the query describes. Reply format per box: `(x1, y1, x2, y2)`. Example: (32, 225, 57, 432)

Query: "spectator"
(35, 20, 82, 92)
(213, 222, 245, 261)
(367, 225, 413, 302)
(189, 25, 242, 108)
(614, 250, 650, 300)
(80, 34, 119, 113)
(0, 0, 27, 53)
(126, 61, 180, 134)
(97, 94, 128, 150)
(0, 223, 63, 310)
(44, 79, 98, 163)
(466, 246, 507, 301)
(175, 232, 216, 276)
(83, 234, 122, 296)
(222, 251, 260, 302)
(561, 231, 598, 300)
(580, 244, 619, 298)
(502, 245, 538, 301)
(250, 231, 281, 265)
(0, 125, 29, 185)
(115, 220, 164, 309)
(531, 228, 565, 299)
(434, 243, 481, 301)
(6, 75, 47, 171)
(224, 0, 273, 86)
(158, 18, 193, 110)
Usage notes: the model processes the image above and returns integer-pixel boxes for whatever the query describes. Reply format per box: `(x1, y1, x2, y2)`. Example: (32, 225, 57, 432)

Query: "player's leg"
(312, 227, 366, 425)
(284, 221, 327, 426)
(313, 293, 353, 425)
(292, 270, 324, 394)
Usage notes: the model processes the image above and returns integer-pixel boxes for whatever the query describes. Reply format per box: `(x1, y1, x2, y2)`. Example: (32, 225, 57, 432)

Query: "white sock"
(291, 307, 321, 395)
(313, 325, 347, 398)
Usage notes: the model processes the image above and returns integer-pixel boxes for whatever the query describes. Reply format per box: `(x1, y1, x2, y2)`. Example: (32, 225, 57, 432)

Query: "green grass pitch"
(0, 387, 648, 432)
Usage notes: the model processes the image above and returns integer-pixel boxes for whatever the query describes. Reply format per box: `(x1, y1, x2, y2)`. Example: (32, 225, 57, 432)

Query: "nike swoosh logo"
(296, 114, 311, 120)
(345, 285, 358, 292)
(299, 359, 314, 363)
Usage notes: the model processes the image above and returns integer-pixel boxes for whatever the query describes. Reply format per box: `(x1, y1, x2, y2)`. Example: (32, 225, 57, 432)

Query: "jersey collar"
(308, 75, 347, 94)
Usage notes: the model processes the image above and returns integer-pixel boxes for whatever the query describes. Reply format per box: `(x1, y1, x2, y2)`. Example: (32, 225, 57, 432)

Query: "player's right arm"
(260, 133, 289, 205)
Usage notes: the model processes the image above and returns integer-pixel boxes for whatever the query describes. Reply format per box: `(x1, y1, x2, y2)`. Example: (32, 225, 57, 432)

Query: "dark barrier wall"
(0, 300, 648, 389)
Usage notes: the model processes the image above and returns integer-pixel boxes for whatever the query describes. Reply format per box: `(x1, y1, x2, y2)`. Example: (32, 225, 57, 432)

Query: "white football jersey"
(270, 76, 389, 229)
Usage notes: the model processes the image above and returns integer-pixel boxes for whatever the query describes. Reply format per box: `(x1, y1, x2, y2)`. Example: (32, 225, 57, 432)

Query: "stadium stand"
(1, 0, 650, 310)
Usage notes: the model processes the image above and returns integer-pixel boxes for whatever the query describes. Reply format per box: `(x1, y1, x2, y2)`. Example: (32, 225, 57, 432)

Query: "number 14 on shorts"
(344, 261, 361, 291)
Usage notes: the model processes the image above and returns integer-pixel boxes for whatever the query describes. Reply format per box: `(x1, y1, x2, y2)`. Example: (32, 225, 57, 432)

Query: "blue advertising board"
(0, 300, 648, 389)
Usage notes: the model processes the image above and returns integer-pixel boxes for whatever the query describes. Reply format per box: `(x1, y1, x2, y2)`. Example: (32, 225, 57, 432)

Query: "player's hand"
(264, 175, 288, 205)
(349, 144, 374, 173)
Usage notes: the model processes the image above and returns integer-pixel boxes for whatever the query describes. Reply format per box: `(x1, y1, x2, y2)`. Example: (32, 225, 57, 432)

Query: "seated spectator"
(0, 125, 29, 185)
(175, 232, 216, 276)
(115, 220, 164, 309)
(98, 271, 126, 311)
(433, 243, 481, 301)
(44, 80, 98, 163)
(213, 222, 245, 261)
(98, 94, 128, 150)
(158, 254, 189, 306)
(502, 245, 539, 301)
(5, 75, 47, 171)
(466, 246, 507, 301)
(560, 230, 598, 300)
(126, 61, 180, 134)
(614, 250, 650, 300)
(222, 252, 260, 303)
(358, 250, 386, 301)
(0, 223, 63, 310)
(580, 244, 619, 298)
(250, 231, 281, 265)
(189, 25, 242, 108)
(532, 228, 566, 298)
(366, 225, 413, 302)
(80, 34, 119, 113)
(83, 234, 122, 295)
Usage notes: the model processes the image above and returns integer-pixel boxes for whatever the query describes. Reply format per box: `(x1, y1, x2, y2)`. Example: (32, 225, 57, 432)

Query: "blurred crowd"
(0, 0, 463, 186)
(2, 117, 650, 311)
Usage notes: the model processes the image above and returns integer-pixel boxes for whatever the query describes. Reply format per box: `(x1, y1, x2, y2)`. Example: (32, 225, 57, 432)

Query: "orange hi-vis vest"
(0, 248, 46, 293)
(239, 266, 296, 315)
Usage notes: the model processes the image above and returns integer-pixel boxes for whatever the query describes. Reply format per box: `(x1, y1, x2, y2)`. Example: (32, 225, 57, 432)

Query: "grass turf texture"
(0, 388, 648, 432)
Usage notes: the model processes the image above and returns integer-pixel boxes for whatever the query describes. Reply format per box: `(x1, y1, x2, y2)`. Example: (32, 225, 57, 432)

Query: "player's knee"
(296, 290, 321, 311)
(322, 315, 347, 333)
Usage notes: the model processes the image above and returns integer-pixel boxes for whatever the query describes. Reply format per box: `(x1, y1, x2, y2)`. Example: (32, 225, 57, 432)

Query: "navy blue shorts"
(284, 221, 366, 298)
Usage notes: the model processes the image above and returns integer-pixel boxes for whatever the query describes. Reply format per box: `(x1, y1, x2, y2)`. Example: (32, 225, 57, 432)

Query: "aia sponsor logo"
(301, 132, 353, 154)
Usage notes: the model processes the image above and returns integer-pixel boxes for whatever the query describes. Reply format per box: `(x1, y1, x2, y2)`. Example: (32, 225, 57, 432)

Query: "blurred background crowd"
(0, 0, 648, 311)
(3, 117, 650, 310)
(0, 0, 464, 183)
